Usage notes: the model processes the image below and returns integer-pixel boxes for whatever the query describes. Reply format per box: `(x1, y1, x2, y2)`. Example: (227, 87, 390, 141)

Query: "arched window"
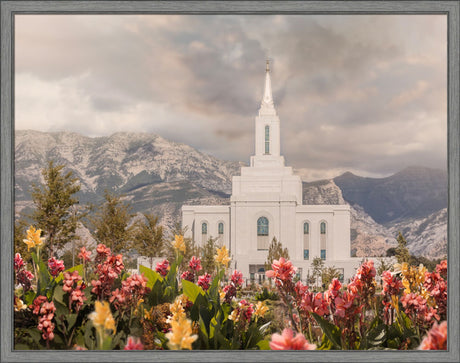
(320, 222, 326, 260)
(320, 222, 326, 234)
(201, 222, 207, 234)
(264, 125, 270, 154)
(303, 222, 309, 234)
(257, 217, 269, 236)
(257, 216, 269, 250)
(218, 222, 224, 235)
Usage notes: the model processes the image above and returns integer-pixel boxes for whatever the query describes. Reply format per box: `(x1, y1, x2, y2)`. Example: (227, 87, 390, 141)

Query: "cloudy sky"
(15, 15, 447, 180)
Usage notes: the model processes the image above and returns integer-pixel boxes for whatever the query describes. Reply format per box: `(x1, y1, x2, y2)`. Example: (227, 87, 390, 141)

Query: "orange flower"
(23, 226, 45, 251)
(419, 321, 447, 350)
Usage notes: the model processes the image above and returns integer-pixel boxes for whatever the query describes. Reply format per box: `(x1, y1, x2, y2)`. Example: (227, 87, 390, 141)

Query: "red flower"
(419, 321, 447, 350)
(188, 256, 202, 272)
(222, 283, 237, 304)
(95, 244, 111, 263)
(48, 257, 65, 277)
(181, 270, 195, 282)
(78, 247, 92, 262)
(381, 270, 403, 296)
(197, 273, 212, 291)
(270, 328, 316, 350)
(63, 270, 86, 312)
(124, 336, 144, 350)
(265, 257, 296, 284)
(14, 253, 24, 272)
(155, 259, 170, 277)
(32, 296, 56, 342)
(230, 270, 244, 288)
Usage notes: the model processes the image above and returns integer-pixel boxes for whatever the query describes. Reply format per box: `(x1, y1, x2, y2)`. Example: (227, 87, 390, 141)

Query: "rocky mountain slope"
(15, 130, 447, 259)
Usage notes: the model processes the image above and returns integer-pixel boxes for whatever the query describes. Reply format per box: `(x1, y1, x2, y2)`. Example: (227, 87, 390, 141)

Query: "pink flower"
(301, 291, 329, 317)
(270, 328, 316, 350)
(419, 321, 447, 350)
(32, 296, 56, 342)
(222, 283, 237, 304)
(181, 270, 194, 282)
(197, 273, 212, 291)
(265, 257, 296, 284)
(95, 244, 111, 263)
(436, 260, 447, 279)
(14, 253, 24, 272)
(124, 336, 144, 350)
(230, 270, 244, 288)
(110, 273, 150, 310)
(155, 259, 170, 277)
(381, 270, 403, 296)
(78, 247, 92, 262)
(325, 278, 342, 302)
(48, 257, 65, 277)
(17, 269, 34, 292)
(63, 270, 86, 312)
(188, 256, 202, 272)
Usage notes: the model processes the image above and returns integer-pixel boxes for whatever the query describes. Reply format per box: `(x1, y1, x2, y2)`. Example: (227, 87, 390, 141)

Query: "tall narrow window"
(264, 125, 270, 154)
(320, 222, 326, 260)
(257, 217, 269, 250)
(218, 222, 224, 235)
(303, 222, 310, 260)
(202, 223, 207, 234)
(320, 222, 326, 234)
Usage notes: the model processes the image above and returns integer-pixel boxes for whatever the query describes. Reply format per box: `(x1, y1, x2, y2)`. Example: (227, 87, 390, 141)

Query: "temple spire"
(259, 59, 276, 115)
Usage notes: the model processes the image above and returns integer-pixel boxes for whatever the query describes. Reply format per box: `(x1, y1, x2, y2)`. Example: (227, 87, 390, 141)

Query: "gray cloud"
(15, 14, 447, 180)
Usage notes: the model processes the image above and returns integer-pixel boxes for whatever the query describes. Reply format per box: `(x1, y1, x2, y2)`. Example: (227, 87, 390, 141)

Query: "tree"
(30, 160, 81, 258)
(200, 237, 220, 275)
(377, 257, 393, 276)
(131, 213, 165, 269)
(395, 232, 410, 264)
(264, 237, 289, 271)
(91, 190, 134, 254)
(386, 247, 396, 257)
(321, 266, 341, 288)
(311, 257, 325, 289)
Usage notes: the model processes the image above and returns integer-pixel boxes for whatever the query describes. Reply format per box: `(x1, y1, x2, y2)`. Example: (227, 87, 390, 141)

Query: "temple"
(182, 61, 361, 283)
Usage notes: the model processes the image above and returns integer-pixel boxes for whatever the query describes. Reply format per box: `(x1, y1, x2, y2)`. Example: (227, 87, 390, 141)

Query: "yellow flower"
(254, 301, 269, 318)
(23, 226, 45, 251)
(166, 316, 197, 350)
(89, 301, 116, 333)
(219, 290, 226, 303)
(173, 235, 186, 253)
(228, 309, 239, 322)
(214, 246, 231, 268)
(14, 298, 28, 312)
(168, 295, 186, 322)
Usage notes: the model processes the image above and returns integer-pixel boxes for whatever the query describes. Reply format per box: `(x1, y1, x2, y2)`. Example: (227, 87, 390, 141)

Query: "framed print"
(1, 1, 459, 362)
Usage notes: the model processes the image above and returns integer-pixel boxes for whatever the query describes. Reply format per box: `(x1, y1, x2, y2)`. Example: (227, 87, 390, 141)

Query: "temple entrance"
(249, 264, 266, 284)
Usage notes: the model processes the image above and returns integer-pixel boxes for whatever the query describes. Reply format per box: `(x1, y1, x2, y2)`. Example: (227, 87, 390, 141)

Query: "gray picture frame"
(1, 1, 459, 362)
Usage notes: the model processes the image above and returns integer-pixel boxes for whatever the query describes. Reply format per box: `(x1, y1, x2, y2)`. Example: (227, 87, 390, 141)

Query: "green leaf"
(66, 313, 78, 331)
(182, 280, 204, 304)
(23, 290, 36, 306)
(208, 269, 224, 300)
(311, 313, 341, 349)
(256, 339, 271, 350)
(53, 285, 66, 306)
(139, 265, 163, 289)
(259, 321, 271, 335)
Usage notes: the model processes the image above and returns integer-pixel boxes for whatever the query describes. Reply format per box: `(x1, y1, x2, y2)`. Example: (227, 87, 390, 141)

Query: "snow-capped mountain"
(14, 130, 447, 259)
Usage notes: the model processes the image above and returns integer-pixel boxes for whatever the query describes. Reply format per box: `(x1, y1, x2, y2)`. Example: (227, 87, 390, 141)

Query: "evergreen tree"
(377, 257, 393, 276)
(264, 237, 289, 271)
(131, 213, 165, 269)
(321, 266, 341, 288)
(91, 190, 134, 254)
(395, 231, 410, 264)
(30, 160, 81, 258)
(200, 237, 219, 275)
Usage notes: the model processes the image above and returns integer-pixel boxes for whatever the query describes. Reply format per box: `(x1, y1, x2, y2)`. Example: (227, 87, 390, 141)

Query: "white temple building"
(182, 61, 362, 283)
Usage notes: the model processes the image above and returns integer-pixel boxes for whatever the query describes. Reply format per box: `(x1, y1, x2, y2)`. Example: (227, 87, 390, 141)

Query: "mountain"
(334, 167, 447, 224)
(15, 130, 240, 226)
(15, 130, 447, 259)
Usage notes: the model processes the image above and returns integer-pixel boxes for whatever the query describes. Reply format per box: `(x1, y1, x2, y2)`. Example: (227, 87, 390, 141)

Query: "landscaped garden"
(14, 228, 447, 351)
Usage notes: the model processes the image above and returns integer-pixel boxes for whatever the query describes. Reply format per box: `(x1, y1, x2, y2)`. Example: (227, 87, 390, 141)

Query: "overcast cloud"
(15, 15, 447, 180)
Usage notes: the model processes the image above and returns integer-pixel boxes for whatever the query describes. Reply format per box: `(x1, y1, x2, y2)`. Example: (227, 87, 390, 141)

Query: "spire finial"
(266, 59, 270, 73)
(259, 59, 276, 115)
